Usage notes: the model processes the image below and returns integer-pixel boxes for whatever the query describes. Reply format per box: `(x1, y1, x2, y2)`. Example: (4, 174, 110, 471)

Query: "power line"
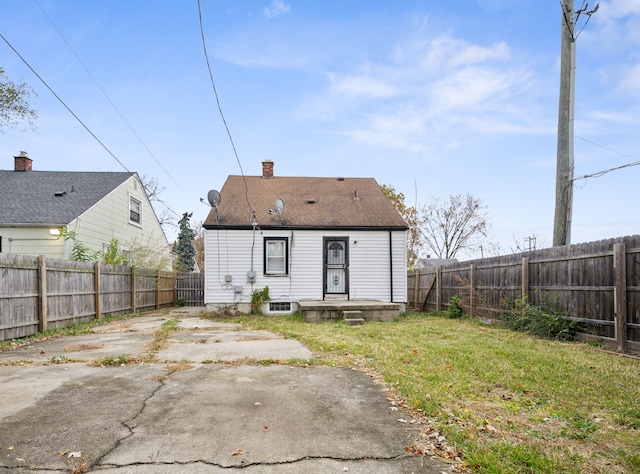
(0, 32, 131, 174)
(196, 0, 255, 223)
(576, 135, 640, 159)
(573, 158, 640, 182)
(34, 0, 182, 191)
(573, 135, 640, 181)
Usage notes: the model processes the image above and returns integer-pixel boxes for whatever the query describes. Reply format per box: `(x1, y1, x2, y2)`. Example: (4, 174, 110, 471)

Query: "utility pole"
(553, 0, 576, 247)
(553, 1, 599, 247)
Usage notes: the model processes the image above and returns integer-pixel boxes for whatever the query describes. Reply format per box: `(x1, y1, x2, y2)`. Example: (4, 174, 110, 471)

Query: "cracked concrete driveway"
(0, 307, 448, 473)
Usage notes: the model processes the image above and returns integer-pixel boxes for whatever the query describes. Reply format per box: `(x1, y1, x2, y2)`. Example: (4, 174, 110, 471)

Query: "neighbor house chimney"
(262, 160, 274, 178)
(14, 151, 32, 172)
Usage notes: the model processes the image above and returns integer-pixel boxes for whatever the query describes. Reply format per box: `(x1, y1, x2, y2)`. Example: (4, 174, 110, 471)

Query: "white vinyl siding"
(204, 228, 407, 309)
(67, 176, 168, 264)
(0, 227, 66, 258)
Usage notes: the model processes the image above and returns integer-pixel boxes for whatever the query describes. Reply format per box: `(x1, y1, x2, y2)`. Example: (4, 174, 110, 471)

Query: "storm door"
(324, 238, 348, 298)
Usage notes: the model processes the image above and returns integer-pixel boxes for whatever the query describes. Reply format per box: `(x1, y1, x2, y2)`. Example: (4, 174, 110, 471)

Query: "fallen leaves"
(231, 448, 244, 456)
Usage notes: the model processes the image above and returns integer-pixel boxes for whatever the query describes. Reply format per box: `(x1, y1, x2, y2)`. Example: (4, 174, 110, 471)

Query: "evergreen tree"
(173, 212, 196, 272)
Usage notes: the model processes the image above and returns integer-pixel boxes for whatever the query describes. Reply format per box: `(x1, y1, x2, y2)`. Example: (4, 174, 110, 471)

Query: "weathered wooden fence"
(0, 254, 193, 341)
(408, 235, 640, 352)
(176, 272, 204, 306)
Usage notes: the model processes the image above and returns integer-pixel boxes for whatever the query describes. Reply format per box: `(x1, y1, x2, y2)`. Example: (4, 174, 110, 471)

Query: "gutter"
(389, 231, 394, 303)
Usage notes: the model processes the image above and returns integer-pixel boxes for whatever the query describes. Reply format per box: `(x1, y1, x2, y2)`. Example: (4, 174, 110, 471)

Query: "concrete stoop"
(299, 300, 402, 323)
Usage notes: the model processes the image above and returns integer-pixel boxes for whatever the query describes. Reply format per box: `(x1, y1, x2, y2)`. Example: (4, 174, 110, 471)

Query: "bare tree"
(420, 193, 489, 259)
(380, 184, 423, 268)
(126, 236, 172, 270)
(139, 175, 176, 233)
(192, 220, 205, 272)
(0, 67, 37, 133)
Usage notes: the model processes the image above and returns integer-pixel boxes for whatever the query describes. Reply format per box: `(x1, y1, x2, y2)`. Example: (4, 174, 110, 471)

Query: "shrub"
(448, 294, 465, 319)
(176, 297, 186, 307)
(502, 297, 581, 341)
(250, 287, 270, 315)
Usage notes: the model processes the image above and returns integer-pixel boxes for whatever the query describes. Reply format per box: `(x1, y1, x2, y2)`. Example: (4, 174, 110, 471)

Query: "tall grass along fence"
(0, 254, 192, 341)
(408, 235, 640, 353)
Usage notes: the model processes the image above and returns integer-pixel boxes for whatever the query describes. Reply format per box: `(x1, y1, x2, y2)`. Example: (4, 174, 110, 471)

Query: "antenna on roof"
(269, 198, 284, 223)
(200, 189, 221, 222)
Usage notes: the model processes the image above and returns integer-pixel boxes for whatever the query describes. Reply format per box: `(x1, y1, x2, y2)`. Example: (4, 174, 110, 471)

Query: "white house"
(0, 152, 169, 267)
(203, 160, 408, 315)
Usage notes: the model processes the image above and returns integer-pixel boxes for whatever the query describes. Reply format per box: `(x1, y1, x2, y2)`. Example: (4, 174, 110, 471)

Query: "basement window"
(269, 302, 291, 312)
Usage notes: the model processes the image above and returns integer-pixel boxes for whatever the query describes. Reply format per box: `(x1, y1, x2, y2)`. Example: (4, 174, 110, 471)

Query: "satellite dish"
(207, 190, 221, 208)
(274, 198, 284, 215)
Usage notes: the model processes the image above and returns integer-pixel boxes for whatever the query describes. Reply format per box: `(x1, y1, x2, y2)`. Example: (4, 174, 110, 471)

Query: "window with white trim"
(264, 237, 288, 275)
(129, 195, 142, 226)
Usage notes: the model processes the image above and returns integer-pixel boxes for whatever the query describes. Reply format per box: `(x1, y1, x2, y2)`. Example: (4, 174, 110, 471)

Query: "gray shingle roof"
(0, 170, 135, 225)
(203, 175, 407, 230)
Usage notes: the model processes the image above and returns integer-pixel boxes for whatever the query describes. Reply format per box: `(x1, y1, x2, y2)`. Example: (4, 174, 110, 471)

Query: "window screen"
(264, 237, 288, 275)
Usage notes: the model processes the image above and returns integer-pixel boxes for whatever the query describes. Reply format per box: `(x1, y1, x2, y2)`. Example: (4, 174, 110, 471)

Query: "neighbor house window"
(129, 196, 142, 226)
(264, 237, 288, 275)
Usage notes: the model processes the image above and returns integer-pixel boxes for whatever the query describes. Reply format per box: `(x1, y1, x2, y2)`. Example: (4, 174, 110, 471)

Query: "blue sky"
(1, 1, 639, 258)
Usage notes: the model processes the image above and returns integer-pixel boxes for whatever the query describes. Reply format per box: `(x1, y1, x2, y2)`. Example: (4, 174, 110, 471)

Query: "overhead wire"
(0, 32, 132, 174)
(573, 135, 640, 182)
(34, 0, 182, 220)
(573, 159, 640, 182)
(576, 135, 640, 159)
(196, 0, 255, 224)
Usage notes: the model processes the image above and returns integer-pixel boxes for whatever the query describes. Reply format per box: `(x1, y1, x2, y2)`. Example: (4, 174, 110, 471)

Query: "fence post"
(469, 264, 476, 317)
(131, 266, 137, 313)
(156, 269, 161, 309)
(38, 255, 48, 333)
(174, 272, 178, 305)
(95, 262, 102, 319)
(613, 242, 628, 352)
(436, 265, 442, 311)
(413, 270, 420, 310)
(521, 257, 529, 302)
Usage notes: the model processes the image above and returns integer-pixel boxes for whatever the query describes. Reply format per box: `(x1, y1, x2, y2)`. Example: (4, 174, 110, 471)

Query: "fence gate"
(176, 272, 204, 306)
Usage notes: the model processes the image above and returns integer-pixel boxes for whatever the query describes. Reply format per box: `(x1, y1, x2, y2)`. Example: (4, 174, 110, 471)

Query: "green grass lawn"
(226, 312, 640, 474)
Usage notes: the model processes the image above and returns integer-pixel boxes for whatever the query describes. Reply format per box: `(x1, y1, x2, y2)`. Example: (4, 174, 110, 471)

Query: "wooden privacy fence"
(0, 254, 186, 341)
(176, 272, 204, 306)
(408, 235, 640, 353)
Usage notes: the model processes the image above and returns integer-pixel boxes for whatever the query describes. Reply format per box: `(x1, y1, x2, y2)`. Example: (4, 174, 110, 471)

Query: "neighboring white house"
(203, 160, 408, 314)
(0, 152, 169, 266)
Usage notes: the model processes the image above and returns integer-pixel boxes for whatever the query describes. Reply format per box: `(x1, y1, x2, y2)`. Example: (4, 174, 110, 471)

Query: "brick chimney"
(14, 151, 32, 172)
(262, 160, 274, 178)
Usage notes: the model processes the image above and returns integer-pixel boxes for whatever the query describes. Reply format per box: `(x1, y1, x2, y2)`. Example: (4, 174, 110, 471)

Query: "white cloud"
(419, 38, 511, 71)
(618, 62, 640, 95)
(598, 0, 640, 19)
(263, 0, 290, 19)
(328, 73, 398, 99)
(302, 34, 543, 157)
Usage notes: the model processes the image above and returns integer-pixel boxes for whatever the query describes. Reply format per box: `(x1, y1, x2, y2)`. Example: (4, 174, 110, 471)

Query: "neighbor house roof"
(203, 175, 407, 230)
(0, 170, 135, 226)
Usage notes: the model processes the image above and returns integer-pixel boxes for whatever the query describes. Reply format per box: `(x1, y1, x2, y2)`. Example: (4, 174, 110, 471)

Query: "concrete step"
(344, 318, 365, 326)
